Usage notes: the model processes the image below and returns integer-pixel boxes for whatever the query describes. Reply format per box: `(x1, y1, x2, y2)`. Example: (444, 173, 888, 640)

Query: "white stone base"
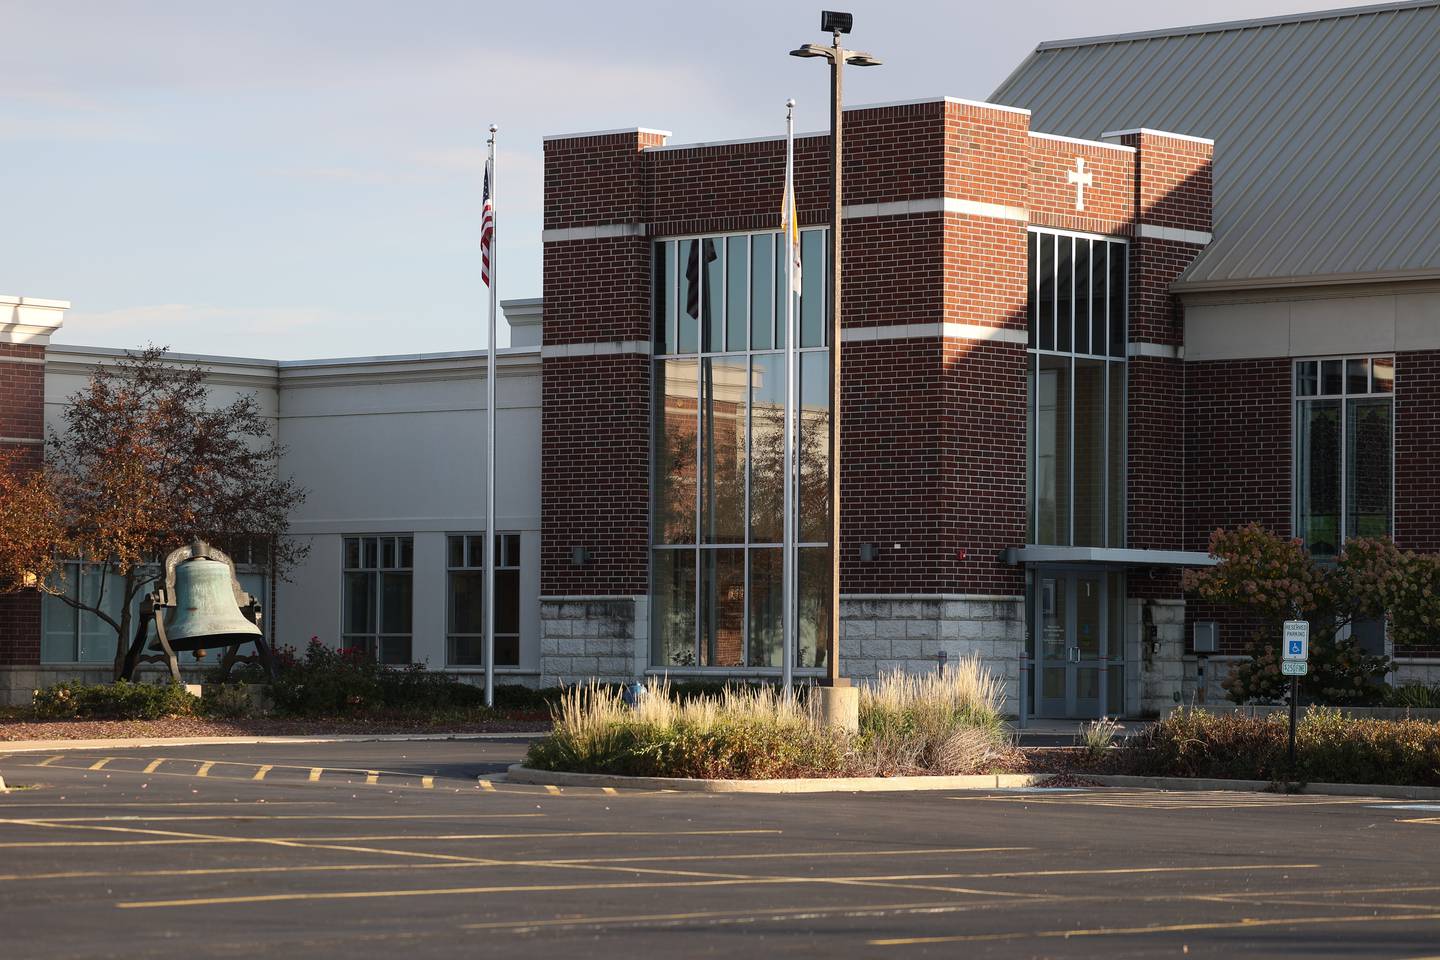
(539, 596, 647, 687)
(839, 595, 1025, 715)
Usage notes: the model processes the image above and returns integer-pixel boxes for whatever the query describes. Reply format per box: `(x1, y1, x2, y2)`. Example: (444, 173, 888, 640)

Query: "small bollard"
(936, 649, 948, 678)
(621, 682, 647, 708)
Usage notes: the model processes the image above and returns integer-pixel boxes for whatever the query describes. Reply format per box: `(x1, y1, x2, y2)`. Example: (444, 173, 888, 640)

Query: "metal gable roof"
(992, 1, 1440, 290)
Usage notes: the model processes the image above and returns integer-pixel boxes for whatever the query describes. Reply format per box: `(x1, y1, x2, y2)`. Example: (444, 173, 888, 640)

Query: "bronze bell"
(161, 556, 261, 652)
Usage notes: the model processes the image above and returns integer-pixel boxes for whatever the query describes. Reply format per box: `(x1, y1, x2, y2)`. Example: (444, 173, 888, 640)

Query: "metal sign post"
(1281, 620, 1310, 775)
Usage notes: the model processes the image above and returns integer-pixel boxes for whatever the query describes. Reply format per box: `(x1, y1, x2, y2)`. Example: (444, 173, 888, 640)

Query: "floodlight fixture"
(846, 52, 882, 67)
(790, 43, 829, 59)
(821, 10, 853, 34)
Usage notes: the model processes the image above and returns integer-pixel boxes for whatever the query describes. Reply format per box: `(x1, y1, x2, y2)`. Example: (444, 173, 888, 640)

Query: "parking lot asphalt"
(2, 738, 1439, 959)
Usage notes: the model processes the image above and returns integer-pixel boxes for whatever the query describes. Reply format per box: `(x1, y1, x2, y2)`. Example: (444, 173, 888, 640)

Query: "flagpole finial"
(489, 123, 498, 133)
(786, 98, 796, 109)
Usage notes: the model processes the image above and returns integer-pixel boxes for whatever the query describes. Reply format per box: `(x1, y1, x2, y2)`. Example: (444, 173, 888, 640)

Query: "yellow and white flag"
(781, 112, 802, 295)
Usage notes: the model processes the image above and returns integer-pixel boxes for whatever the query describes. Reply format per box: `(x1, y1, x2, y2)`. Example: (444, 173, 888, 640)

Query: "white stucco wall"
(1184, 280, 1440, 360)
(274, 349, 542, 673)
(42, 342, 543, 677)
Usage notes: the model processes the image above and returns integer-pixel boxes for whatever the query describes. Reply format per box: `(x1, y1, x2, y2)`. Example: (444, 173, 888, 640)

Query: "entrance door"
(1035, 571, 1112, 719)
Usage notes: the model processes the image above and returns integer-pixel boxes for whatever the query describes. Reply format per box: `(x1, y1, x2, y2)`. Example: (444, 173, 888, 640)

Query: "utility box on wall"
(1193, 621, 1219, 654)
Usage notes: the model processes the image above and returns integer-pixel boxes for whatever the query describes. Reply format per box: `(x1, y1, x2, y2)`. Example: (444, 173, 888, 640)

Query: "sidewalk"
(1010, 717, 1154, 747)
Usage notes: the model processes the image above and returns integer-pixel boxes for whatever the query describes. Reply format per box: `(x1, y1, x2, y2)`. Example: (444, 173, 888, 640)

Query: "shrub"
(1388, 683, 1440, 709)
(527, 680, 848, 779)
(199, 683, 256, 719)
(1075, 717, 1121, 760)
(856, 657, 1009, 775)
(269, 640, 384, 716)
(1120, 708, 1440, 786)
(32, 681, 197, 720)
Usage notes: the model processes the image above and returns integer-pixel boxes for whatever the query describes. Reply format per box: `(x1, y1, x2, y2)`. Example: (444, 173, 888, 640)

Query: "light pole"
(790, 12, 880, 703)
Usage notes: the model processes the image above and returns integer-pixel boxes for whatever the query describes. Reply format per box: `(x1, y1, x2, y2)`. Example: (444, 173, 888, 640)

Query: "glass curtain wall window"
(342, 535, 413, 664)
(1026, 229, 1128, 547)
(447, 533, 521, 667)
(1295, 357, 1394, 557)
(651, 230, 831, 670)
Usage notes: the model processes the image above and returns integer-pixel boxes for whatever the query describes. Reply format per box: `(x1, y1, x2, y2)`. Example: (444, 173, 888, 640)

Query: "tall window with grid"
(651, 229, 830, 670)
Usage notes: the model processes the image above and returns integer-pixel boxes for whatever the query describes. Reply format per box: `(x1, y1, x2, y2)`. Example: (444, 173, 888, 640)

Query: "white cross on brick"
(1067, 157, 1093, 211)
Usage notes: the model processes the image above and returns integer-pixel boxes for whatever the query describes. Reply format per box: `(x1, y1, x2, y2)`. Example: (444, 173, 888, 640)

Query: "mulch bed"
(999, 746, 1125, 776)
(0, 715, 552, 742)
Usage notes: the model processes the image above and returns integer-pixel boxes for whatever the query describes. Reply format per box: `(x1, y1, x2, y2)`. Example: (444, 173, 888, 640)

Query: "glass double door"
(1035, 571, 1122, 719)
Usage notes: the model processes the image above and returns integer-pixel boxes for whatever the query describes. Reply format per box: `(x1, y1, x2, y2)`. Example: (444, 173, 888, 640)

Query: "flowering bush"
(1184, 525, 1392, 704)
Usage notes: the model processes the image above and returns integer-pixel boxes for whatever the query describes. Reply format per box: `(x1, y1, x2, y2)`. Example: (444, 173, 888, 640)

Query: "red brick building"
(5, 5, 1439, 717)
(532, 95, 1220, 719)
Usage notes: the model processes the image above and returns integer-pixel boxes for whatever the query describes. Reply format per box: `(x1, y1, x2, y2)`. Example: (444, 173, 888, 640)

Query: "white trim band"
(0, 436, 43, 446)
(843, 322, 1028, 345)
(0, 354, 45, 365)
(1128, 341, 1184, 360)
(843, 197, 1028, 223)
(1138, 224, 1213, 245)
(541, 340, 652, 359)
(543, 223, 647, 243)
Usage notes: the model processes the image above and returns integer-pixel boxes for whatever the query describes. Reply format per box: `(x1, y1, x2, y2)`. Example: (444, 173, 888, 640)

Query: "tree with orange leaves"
(0, 346, 306, 679)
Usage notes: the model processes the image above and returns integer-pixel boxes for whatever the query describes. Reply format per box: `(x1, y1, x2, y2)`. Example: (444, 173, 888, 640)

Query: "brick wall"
(540, 103, 1215, 639)
(1394, 349, 1440, 658)
(1184, 358, 1293, 550)
(0, 342, 47, 666)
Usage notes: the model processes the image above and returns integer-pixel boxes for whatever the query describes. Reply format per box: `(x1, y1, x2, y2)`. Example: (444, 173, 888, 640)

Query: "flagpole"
(484, 123, 498, 710)
(782, 99, 797, 698)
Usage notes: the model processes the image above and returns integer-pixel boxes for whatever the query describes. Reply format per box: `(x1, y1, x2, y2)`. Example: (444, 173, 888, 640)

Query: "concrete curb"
(504, 765, 1053, 793)
(1087, 774, 1440, 801)
(506, 765, 1440, 800)
(0, 732, 545, 754)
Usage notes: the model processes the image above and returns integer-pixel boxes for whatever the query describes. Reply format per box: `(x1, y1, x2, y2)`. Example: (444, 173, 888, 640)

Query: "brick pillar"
(539, 129, 667, 683)
(1, 298, 68, 689)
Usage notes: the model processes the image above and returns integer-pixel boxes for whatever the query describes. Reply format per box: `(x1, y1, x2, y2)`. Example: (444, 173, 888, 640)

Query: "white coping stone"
(1101, 127, 1215, 146)
(1030, 131, 1136, 153)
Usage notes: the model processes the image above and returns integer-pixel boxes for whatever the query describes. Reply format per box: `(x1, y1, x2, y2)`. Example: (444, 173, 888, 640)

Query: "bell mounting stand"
(119, 539, 278, 684)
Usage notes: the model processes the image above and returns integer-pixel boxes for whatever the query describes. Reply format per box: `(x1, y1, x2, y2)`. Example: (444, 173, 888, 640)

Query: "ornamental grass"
(526, 655, 1012, 780)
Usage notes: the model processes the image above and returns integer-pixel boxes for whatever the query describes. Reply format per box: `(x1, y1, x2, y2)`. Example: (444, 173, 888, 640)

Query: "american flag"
(480, 158, 495, 287)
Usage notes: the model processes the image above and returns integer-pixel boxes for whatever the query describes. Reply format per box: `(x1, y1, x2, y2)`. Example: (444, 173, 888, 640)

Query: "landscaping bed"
(526, 658, 1014, 779)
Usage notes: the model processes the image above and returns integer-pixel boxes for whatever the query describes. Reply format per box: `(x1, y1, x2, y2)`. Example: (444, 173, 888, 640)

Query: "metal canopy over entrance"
(1013, 548, 1214, 720)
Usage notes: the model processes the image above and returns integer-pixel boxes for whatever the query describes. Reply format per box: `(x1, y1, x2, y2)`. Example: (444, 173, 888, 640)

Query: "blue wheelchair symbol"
(1288, 640, 1303, 656)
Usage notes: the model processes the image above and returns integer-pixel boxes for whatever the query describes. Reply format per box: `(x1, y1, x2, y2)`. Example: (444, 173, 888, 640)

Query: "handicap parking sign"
(1282, 620, 1309, 662)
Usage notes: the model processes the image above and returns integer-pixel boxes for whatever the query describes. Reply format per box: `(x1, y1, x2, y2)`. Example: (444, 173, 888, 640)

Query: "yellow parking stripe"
(142, 759, 165, 774)
(195, 762, 214, 778)
(421, 777, 435, 789)
(308, 768, 323, 782)
(365, 771, 380, 785)
(252, 766, 273, 782)
(88, 758, 112, 771)
(477, 780, 496, 792)
(544, 785, 562, 795)
(36, 755, 65, 767)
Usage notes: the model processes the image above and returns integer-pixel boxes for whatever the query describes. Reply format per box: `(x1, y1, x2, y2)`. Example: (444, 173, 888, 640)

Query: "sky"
(2, 0, 1379, 360)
